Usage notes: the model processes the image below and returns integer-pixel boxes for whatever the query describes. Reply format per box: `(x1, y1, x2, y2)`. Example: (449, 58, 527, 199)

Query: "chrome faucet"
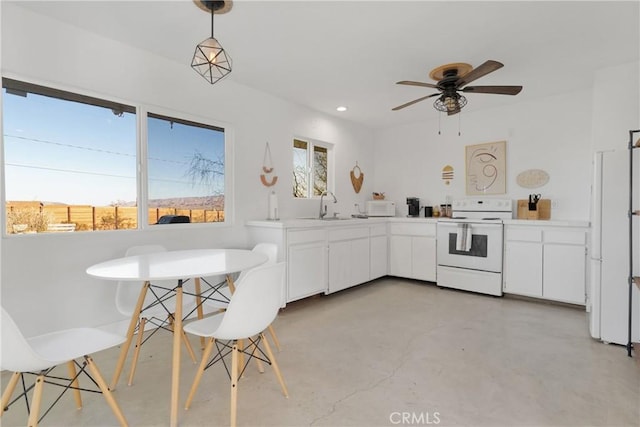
(319, 191, 338, 219)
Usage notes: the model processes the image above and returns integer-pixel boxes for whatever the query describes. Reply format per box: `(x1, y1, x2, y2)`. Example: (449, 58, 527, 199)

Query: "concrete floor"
(2, 278, 639, 426)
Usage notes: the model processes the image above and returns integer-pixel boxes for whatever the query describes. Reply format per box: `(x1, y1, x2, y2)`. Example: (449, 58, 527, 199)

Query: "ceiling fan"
(392, 60, 522, 116)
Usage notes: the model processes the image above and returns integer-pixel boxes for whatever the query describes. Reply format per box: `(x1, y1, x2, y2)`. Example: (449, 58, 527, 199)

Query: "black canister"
(424, 206, 433, 217)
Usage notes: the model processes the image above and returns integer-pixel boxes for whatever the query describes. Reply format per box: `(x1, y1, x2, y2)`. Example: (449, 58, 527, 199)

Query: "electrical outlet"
(552, 200, 559, 208)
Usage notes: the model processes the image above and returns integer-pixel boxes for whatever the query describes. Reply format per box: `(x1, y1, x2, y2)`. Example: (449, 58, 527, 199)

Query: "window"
(2, 78, 230, 234)
(2, 78, 137, 233)
(292, 138, 332, 198)
(146, 113, 226, 225)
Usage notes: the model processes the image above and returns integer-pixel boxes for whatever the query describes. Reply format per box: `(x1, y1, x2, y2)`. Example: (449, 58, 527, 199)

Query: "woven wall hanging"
(260, 142, 278, 187)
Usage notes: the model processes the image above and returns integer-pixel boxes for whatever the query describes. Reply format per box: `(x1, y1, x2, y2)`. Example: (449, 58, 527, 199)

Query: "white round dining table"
(86, 248, 268, 427)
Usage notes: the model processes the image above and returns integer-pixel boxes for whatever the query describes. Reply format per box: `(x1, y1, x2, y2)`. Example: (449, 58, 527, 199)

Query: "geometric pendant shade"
(191, 36, 232, 84)
(191, 0, 232, 85)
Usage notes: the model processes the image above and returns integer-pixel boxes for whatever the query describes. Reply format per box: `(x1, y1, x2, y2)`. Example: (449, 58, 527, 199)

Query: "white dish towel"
(456, 223, 472, 251)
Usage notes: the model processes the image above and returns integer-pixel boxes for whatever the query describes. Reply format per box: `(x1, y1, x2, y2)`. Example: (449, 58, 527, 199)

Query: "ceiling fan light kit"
(392, 60, 523, 116)
(191, 0, 233, 85)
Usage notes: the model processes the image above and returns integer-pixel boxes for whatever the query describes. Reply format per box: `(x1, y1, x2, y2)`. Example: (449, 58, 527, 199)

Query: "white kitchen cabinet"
(370, 224, 388, 280)
(247, 219, 390, 305)
(287, 229, 328, 302)
(543, 233, 587, 304)
(389, 235, 412, 277)
(412, 236, 436, 281)
(389, 221, 437, 282)
(503, 228, 543, 297)
(503, 224, 587, 305)
(328, 227, 370, 293)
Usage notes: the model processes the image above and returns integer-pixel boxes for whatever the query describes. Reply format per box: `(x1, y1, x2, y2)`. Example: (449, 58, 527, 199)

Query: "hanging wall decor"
(465, 140, 506, 195)
(442, 165, 454, 185)
(260, 142, 278, 187)
(350, 162, 364, 193)
(516, 169, 549, 189)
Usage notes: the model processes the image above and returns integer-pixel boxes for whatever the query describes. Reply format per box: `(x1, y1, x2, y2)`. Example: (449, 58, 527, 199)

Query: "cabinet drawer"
(369, 224, 387, 237)
(328, 227, 369, 242)
(389, 222, 436, 236)
(287, 229, 326, 245)
(505, 227, 542, 242)
(544, 229, 586, 245)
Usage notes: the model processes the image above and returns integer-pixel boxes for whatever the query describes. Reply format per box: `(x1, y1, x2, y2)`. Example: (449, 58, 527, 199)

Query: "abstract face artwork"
(465, 141, 506, 195)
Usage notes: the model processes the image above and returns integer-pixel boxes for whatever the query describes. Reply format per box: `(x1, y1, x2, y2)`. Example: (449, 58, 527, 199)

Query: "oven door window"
(447, 233, 488, 257)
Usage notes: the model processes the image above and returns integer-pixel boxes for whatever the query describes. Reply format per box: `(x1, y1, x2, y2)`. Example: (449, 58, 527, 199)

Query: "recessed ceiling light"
(336, 106, 348, 112)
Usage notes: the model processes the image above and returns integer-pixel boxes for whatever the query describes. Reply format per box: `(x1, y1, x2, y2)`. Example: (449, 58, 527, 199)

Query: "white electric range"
(436, 198, 513, 296)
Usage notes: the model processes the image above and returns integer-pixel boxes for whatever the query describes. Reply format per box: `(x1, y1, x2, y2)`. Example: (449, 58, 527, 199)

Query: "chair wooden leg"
(194, 278, 206, 350)
(261, 333, 289, 398)
(250, 340, 265, 373)
(67, 361, 83, 409)
(226, 275, 237, 294)
(1, 372, 20, 418)
(27, 374, 45, 427)
(111, 281, 150, 390)
(128, 317, 146, 386)
(267, 324, 282, 352)
(85, 356, 128, 427)
(182, 328, 197, 363)
(230, 342, 239, 427)
(185, 337, 215, 409)
(237, 339, 245, 378)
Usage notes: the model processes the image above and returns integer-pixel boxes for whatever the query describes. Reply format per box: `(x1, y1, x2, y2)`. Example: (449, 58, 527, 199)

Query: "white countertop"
(503, 219, 590, 227)
(246, 216, 589, 229)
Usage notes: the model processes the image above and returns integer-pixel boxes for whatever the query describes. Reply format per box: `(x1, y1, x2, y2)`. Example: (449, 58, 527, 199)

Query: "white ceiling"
(10, 0, 640, 129)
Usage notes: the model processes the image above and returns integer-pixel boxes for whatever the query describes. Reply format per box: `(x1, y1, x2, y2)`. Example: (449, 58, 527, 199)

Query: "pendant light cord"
(210, 8, 215, 38)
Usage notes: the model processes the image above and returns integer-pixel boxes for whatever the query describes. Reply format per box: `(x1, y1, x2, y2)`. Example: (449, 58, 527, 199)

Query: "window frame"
(292, 136, 334, 199)
(140, 106, 234, 230)
(1, 76, 234, 236)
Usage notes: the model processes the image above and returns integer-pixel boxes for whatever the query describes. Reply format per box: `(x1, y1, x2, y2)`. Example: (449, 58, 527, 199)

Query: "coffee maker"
(406, 197, 420, 217)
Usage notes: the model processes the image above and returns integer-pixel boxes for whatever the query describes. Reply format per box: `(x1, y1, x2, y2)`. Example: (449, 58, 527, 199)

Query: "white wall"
(373, 89, 594, 220)
(0, 4, 374, 336)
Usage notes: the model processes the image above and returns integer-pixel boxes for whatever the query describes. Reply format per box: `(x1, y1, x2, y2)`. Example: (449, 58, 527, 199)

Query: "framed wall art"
(465, 140, 506, 195)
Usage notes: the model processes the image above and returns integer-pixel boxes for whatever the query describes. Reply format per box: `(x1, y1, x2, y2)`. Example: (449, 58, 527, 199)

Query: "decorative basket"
(372, 192, 385, 200)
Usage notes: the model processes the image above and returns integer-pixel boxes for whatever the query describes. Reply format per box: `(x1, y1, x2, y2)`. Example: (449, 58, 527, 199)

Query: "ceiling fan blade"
(392, 93, 440, 111)
(456, 60, 504, 88)
(396, 80, 440, 89)
(462, 85, 523, 95)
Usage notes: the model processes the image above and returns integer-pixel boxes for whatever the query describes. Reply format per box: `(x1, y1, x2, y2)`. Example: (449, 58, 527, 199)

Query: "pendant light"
(191, 1, 233, 85)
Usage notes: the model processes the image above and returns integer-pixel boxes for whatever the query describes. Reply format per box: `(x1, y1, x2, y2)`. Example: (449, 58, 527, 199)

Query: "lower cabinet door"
(370, 235, 388, 279)
(328, 238, 371, 293)
(503, 241, 543, 297)
(412, 236, 436, 282)
(328, 241, 351, 293)
(389, 235, 412, 278)
(351, 237, 371, 286)
(288, 242, 327, 302)
(543, 244, 586, 304)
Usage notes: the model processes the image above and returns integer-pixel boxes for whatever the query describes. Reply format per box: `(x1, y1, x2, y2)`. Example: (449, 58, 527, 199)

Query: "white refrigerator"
(589, 149, 639, 345)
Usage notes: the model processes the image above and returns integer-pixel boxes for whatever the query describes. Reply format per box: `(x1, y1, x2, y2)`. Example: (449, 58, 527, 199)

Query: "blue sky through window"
(3, 89, 225, 207)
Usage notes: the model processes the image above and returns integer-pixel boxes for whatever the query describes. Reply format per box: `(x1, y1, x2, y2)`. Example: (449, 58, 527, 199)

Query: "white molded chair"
(114, 245, 198, 387)
(201, 243, 282, 350)
(184, 262, 289, 427)
(0, 307, 128, 426)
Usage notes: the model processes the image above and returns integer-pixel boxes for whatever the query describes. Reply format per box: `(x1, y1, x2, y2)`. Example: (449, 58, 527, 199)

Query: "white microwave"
(366, 201, 396, 217)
